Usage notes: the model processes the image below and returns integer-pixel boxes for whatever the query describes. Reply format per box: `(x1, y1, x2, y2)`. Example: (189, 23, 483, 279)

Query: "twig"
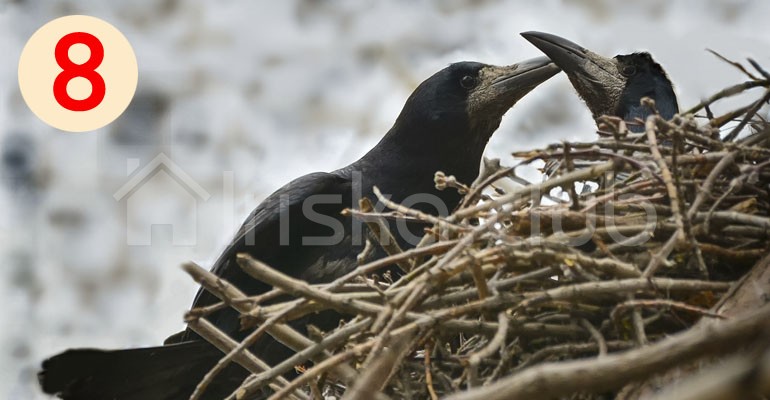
(723, 89, 770, 142)
(232, 318, 373, 399)
(467, 312, 509, 388)
(444, 305, 770, 400)
(424, 341, 440, 400)
(706, 49, 759, 80)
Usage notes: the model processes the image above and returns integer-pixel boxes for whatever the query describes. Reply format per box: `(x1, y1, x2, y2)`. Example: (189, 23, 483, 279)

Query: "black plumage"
(39, 57, 559, 400)
(521, 31, 678, 131)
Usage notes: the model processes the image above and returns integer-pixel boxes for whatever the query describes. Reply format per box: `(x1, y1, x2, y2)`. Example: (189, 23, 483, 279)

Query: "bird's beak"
(520, 31, 625, 119)
(465, 56, 558, 138)
(471, 56, 559, 118)
(489, 56, 560, 100)
(520, 31, 621, 83)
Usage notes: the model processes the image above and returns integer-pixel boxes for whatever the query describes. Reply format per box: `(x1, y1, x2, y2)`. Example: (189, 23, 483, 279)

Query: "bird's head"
(521, 31, 678, 129)
(391, 57, 560, 150)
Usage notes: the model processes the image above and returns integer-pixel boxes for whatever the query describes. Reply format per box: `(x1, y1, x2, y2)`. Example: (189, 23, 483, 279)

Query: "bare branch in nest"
(647, 348, 770, 400)
(683, 79, 769, 116)
(706, 49, 760, 80)
(723, 88, 770, 142)
(445, 305, 770, 400)
(354, 197, 411, 273)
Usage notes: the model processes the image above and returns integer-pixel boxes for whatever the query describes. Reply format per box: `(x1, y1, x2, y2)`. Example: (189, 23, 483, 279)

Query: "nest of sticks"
(183, 58, 770, 400)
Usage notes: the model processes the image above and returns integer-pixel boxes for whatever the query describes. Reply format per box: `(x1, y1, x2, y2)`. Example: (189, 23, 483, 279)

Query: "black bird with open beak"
(521, 31, 678, 132)
(39, 56, 559, 400)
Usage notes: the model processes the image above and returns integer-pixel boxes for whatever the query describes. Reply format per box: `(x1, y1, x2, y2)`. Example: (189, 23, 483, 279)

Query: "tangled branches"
(183, 59, 770, 400)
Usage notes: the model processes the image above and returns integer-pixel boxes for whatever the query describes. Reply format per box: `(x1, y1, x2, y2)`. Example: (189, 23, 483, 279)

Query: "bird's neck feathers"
(363, 117, 489, 181)
(342, 118, 490, 208)
(616, 72, 678, 132)
(366, 77, 493, 178)
(342, 73, 497, 203)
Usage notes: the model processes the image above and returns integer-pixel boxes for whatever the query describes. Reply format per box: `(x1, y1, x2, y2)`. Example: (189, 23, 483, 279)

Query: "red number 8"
(53, 32, 106, 112)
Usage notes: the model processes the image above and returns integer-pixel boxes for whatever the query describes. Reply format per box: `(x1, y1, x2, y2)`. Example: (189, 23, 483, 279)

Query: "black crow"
(521, 31, 678, 132)
(39, 56, 559, 400)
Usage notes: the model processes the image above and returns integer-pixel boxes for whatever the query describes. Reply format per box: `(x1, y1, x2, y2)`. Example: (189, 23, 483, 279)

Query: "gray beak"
(521, 31, 625, 118)
(521, 31, 622, 86)
(490, 56, 561, 94)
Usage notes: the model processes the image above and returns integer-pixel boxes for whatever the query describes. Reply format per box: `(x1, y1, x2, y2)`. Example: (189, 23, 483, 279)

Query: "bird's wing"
(222, 172, 348, 266)
(174, 171, 354, 339)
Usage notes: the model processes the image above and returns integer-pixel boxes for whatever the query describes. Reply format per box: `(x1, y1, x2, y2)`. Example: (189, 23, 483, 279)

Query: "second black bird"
(521, 31, 678, 131)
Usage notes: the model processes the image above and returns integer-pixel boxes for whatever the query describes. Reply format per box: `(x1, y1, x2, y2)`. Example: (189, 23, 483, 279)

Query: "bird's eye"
(460, 75, 477, 89)
(621, 65, 637, 77)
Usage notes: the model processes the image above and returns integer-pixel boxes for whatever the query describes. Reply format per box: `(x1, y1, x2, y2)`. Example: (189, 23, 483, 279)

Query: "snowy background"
(1, 1, 769, 398)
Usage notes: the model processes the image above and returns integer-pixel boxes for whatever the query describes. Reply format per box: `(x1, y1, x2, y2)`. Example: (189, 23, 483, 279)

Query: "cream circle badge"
(18, 15, 138, 132)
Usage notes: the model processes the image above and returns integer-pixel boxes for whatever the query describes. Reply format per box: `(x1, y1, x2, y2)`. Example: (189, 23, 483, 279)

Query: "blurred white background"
(1, 1, 769, 398)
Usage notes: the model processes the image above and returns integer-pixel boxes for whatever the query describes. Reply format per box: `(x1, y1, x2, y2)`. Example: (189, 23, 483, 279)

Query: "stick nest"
(185, 58, 770, 400)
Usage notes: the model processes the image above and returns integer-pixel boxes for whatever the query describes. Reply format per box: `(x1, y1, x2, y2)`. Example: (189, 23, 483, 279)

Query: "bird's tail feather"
(39, 340, 250, 400)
